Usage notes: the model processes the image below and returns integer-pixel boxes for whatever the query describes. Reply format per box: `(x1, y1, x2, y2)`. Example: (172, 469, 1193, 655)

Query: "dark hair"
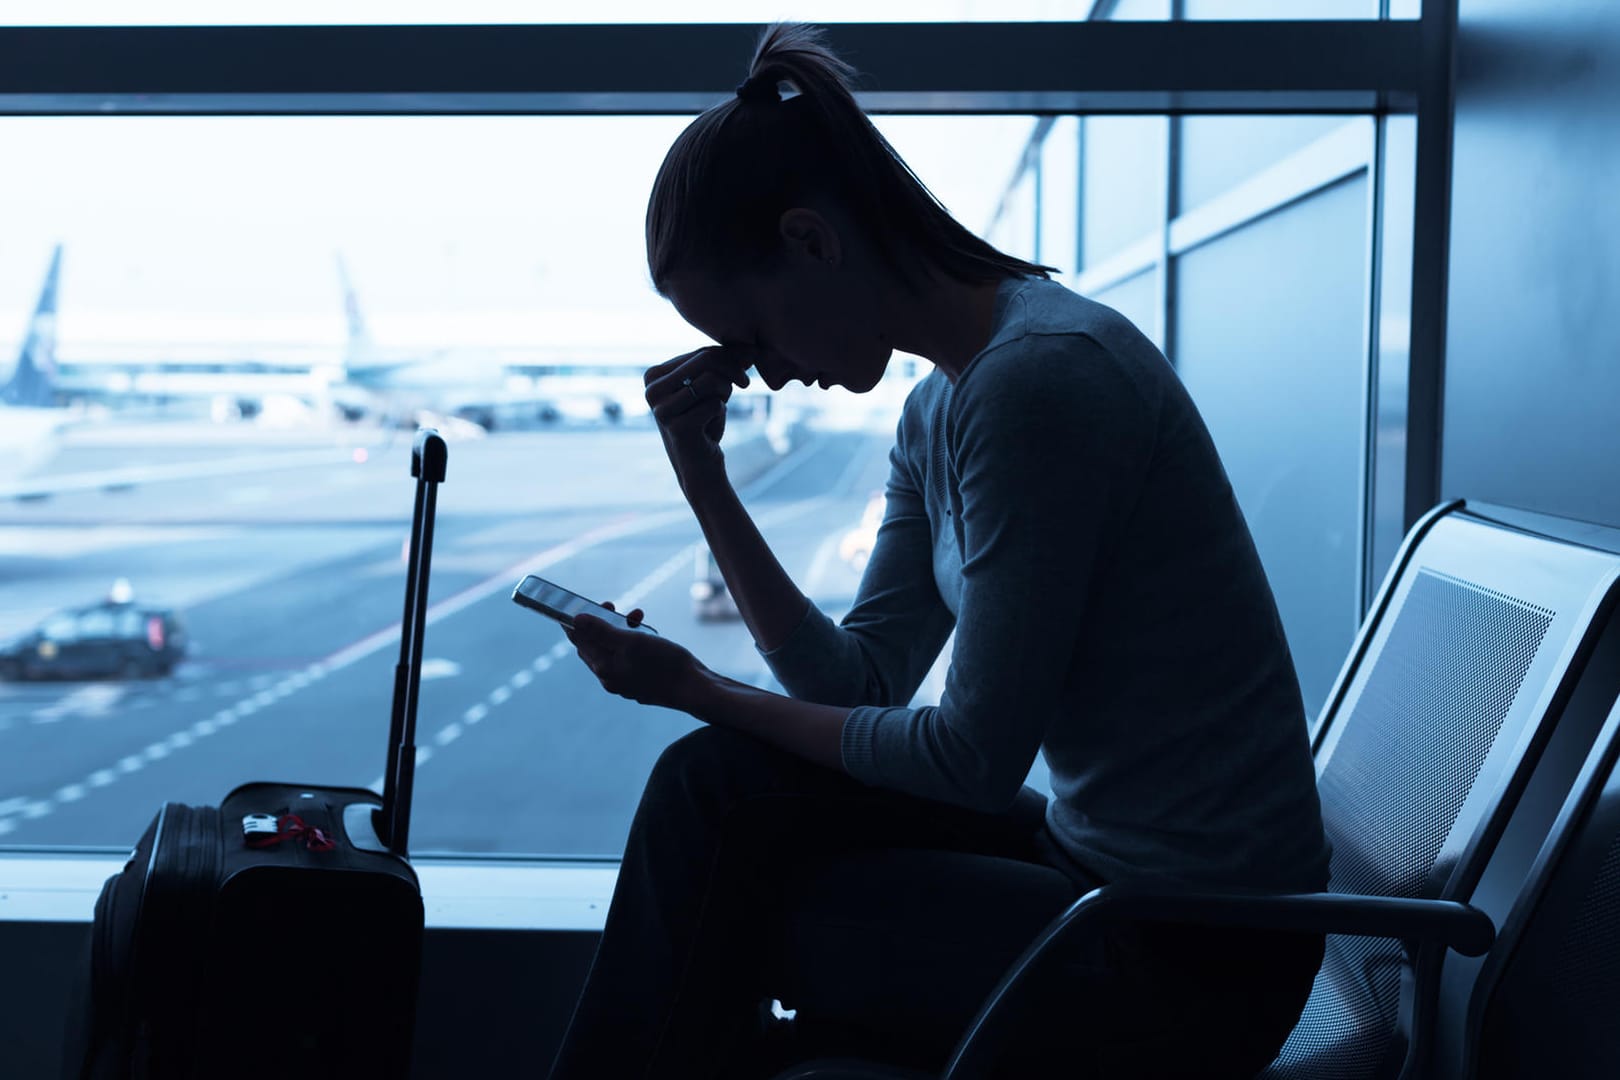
(645, 22, 1056, 295)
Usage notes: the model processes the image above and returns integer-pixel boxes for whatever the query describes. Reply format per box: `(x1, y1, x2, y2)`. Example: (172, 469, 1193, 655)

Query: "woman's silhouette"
(549, 22, 1329, 1080)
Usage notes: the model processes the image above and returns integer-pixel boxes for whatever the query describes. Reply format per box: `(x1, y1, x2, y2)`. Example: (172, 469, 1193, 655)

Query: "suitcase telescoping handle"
(377, 429, 447, 855)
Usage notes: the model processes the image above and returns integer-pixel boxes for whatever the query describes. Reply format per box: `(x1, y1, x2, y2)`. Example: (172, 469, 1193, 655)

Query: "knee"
(646, 725, 761, 799)
(644, 724, 814, 811)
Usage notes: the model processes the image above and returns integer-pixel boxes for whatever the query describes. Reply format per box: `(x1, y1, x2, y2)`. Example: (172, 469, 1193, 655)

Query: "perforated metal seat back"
(1478, 707, 1620, 1080)
(1259, 511, 1598, 1080)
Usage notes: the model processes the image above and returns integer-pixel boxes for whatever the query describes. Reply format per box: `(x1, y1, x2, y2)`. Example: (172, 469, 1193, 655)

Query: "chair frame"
(774, 500, 1620, 1080)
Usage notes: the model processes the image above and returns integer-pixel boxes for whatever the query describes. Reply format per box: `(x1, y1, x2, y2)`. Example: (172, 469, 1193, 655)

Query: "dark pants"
(547, 725, 1322, 1080)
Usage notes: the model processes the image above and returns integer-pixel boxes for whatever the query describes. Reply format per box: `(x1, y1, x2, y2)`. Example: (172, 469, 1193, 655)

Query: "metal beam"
(0, 21, 1420, 115)
(1403, 0, 1457, 528)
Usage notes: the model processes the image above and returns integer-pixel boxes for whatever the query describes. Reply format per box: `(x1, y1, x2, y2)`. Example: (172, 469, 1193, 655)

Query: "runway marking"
(31, 685, 124, 725)
(422, 658, 462, 681)
(0, 470, 836, 836)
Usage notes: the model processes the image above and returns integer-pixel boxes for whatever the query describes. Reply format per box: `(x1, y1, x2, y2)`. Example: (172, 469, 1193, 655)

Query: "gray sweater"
(759, 274, 1330, 892)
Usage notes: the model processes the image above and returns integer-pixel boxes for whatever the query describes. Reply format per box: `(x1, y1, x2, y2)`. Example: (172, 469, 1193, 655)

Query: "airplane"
(331, 254, 647, 431)
(0, 244, 70, 486)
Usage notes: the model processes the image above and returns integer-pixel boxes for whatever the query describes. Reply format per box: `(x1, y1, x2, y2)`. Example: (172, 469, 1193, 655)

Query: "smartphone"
(511, 574, 658, 635)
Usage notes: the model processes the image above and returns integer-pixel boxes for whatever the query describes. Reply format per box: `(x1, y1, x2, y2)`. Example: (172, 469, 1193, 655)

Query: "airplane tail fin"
(335, 252, 372, 372)
(2, 244, 61, 408)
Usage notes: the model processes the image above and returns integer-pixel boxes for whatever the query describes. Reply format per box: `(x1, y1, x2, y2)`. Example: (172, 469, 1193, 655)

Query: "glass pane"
(0, 110, 1387, 855)
(1038, 117, 1082, 281)
(1081, 116, 1167, 268)
(1105, 0, 1173, 18)
(1180, 0, 1376, 15)
(0, 1, 1105, 26)
(1171, 175, 1369, 721)
(1107, 0, 1378, 17)
(1177, 115, 1348, 212)
(988, 171, 1040, 267)
(76, 610, 116, 637)
(0, 113, 1029, 853)
(1369, 114, 1414, 605)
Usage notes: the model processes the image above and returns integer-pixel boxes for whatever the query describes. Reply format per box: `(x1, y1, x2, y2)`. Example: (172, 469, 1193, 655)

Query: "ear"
(778, 208, 842, 268)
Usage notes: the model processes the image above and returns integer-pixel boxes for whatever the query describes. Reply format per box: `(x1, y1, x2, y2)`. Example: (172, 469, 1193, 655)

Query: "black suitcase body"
(65, 431, 447, 1080)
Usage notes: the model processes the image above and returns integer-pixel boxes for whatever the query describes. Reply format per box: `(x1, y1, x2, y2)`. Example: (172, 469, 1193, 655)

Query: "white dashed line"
(22, 801, 50, 819)
(144, 743, 169, 762)
(490, 686, 512, 706)
(512, 670, 533, 688)
(89, 770, 116, 788)
(56, 785, 85, 804)
(464, 703, 488, 725)
(166, 731, 193, 751)
(435, 724, 462, 747)
(118, 756, 144, 774)
(192, 719, 217, 737)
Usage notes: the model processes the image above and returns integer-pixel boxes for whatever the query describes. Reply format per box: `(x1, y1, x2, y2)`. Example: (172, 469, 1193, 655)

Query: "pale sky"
(0, 1, 1093, 27)
(0, 113, 1038, 360)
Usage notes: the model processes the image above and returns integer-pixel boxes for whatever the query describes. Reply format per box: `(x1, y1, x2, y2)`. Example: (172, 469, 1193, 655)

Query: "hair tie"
(735, 76, 781, 105)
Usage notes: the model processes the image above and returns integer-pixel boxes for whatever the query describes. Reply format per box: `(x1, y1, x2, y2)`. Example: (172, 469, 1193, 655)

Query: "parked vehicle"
(0, 591, 187, 681)
(690, 547, 740, 622)
(838, 492, 886, 573)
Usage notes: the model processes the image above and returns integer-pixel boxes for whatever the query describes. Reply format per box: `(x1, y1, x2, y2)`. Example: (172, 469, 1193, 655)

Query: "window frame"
(0, 13, 1453, 927)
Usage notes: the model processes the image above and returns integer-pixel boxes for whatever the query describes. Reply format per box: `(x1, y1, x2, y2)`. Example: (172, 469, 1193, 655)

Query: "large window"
(0, 114, 1028, 855)
(0, 106, 1412, 856)
(0, 12, 1429, 867)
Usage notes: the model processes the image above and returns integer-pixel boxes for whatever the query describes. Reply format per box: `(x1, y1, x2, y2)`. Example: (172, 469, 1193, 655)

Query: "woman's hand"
(643, 347, 753, 497)
(565, 601, 708, 713)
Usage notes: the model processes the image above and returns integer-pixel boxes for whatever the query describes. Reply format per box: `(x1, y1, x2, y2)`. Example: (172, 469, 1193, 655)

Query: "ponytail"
(645, 22, 1056, 293)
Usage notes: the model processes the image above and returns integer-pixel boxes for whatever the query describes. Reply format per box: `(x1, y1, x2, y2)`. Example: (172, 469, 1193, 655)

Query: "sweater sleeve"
(758, 427, 957, 708)
(840, 334, 1159, 812)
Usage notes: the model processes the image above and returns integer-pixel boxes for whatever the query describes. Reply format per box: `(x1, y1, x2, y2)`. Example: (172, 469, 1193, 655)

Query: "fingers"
(644, 348, 752, 412)
(598, 601, 644, 628)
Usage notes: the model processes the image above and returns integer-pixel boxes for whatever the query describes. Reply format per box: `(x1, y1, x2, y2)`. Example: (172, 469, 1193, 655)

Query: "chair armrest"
(1053, 884, 1496, 956)
(940, 884, 1494, 1080)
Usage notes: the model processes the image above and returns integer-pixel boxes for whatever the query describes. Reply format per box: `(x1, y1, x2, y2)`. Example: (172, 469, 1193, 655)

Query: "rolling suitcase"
(63, 429, 448, 1080)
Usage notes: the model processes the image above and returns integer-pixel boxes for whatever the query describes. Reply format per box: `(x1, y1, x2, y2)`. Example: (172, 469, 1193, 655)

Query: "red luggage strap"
(245, 812, 335, 852)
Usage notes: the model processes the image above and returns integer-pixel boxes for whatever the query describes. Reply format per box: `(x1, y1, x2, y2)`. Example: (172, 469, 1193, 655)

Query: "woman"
(549, 22, 1329, 1080)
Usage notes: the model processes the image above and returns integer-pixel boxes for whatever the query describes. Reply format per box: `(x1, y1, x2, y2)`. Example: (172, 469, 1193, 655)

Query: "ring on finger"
(681, 375, 699, 403)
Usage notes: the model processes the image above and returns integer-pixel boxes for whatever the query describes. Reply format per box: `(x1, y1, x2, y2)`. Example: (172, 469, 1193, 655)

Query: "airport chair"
(1433, 636, 1620, 1079)
(768, 500, 1620, 1080)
